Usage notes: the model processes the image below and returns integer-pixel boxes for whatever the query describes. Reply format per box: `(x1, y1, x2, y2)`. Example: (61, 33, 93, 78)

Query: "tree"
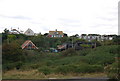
(74, 38, 86, 42)
(2, 28, 9, 42)
(63, 33, 68, 37)
(44, 33, 48, 37)
(2, 42, 25, 70)
(113, 35, 120, 45)
(74, 34, 79, 38)
(3, 28, 9, 34)
(7, 35, 16, 43)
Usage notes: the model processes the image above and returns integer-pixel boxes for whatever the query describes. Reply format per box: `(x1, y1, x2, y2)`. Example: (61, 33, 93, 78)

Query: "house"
(24, 28, 35, 36)
(100, 35, 109, 41)
(57, 42, 96, 51)
(21, 40, 38, 49)
(108, 35, 117, 40)
(81, 34, 87, 39)
(87, 34, 101, 41)
(48, 29, 64, 37)
(74, 42, 96, 50)
(57, 43, 73, 51)
(9, 29, 21, 34)
(57, 45, 66, 51)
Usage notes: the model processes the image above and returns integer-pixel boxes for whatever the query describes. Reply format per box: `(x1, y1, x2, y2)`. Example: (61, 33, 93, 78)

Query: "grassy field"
(2, 69, 107, 79)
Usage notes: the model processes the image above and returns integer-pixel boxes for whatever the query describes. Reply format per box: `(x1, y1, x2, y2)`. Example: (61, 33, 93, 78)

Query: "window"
(28, 31, 30, 33)
(28, 43, 32, 47)
(54, 32, 58, 35)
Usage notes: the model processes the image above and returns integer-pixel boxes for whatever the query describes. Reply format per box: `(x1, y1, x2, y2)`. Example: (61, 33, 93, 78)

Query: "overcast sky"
(0, 0, 119, 36)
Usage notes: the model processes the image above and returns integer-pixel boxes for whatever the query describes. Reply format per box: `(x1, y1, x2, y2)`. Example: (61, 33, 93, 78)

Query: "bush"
(78, 49, 91, 56)
(81, 44, 91, 48)
(2, 42, 26, 71)
(54, 64, 104, 74)
(74, 64, 90, 73)
(91, 65, 104, 72)
(74, 64, 103, 73)
(38, 66, 52, 75)
(3, 63, 16, 71)
(61, 48, 77, 56)
(105, 62, 120, 80)
(29, 64, 41, 69)
(55, 65, 76, 74)
(3, 61, 24, 71)
(14, 61, 23, 70)
(46, 60, 54, 66)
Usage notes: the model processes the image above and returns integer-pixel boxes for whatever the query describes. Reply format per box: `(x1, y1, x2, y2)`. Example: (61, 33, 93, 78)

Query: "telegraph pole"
(72, 37, 74, 48)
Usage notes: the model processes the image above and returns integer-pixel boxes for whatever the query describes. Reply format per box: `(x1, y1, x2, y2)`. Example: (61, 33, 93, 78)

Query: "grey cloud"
(96, 17, 117, 21)
(30, 21, 41, 24)
(90, 24, 117, 28)
(62, 24, 81, 27)
(42, 26, 50, 31)
(93, 15, 117, 28)
(58, 18, 80, 23)
(58, 18, 81, 27)
(0, 15, 32, 20)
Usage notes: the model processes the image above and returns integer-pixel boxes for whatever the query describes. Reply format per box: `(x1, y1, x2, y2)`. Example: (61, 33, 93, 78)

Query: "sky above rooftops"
(0, 0, 119, 36)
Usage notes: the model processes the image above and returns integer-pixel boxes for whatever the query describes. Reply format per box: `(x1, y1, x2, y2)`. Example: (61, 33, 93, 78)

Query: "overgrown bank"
(2, 31, 120, 79)
(2, 45, 119, 79)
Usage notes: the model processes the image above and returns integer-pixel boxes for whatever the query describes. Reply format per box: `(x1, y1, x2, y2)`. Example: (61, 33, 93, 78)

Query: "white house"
(24, 28, 35, 36)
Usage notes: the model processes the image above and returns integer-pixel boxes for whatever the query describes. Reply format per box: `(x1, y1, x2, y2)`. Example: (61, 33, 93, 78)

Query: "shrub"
(105, 62, 120, 80)
(61, 48, 77, 56)
(78, 49, 91, 56)
(46, 60, 54, 66)
(2, 61, 24, 71)
(74, 64, 92, 73)
(91, 65, 104, 72)
(74, 64, 103, 73)
(54, 64, 104, 74)
(38, 66, 52, 75)
(55, 65, 76, 74)
(14, 61, 23, 70)
(3, 63, 15, 71)
(81, 44, 91, 48)
(29, 64, 41, 69)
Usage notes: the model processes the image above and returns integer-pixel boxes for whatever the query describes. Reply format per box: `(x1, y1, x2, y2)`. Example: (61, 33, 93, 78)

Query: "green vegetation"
(2, 29, 120, 80)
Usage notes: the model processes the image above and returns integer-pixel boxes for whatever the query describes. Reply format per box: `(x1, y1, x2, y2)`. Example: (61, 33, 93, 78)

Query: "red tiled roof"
(21, 40, 38, 49)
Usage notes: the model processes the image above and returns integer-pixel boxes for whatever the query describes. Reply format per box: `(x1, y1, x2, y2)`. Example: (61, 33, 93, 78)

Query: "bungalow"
(48, 29, 64, 37)
(21, 40, 38, 49)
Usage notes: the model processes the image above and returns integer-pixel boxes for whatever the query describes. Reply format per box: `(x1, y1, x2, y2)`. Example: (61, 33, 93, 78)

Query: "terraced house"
(48, 29, 64, 37)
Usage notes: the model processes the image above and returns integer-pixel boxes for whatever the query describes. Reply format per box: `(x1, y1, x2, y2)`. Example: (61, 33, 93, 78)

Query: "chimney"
(55, 29, 57, 31)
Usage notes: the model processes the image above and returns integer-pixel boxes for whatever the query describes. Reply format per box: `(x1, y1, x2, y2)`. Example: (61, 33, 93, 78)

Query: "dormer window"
(28, 31, 30, 33)
(54, 32, 58, 35)
(56, 32, 58, 34)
